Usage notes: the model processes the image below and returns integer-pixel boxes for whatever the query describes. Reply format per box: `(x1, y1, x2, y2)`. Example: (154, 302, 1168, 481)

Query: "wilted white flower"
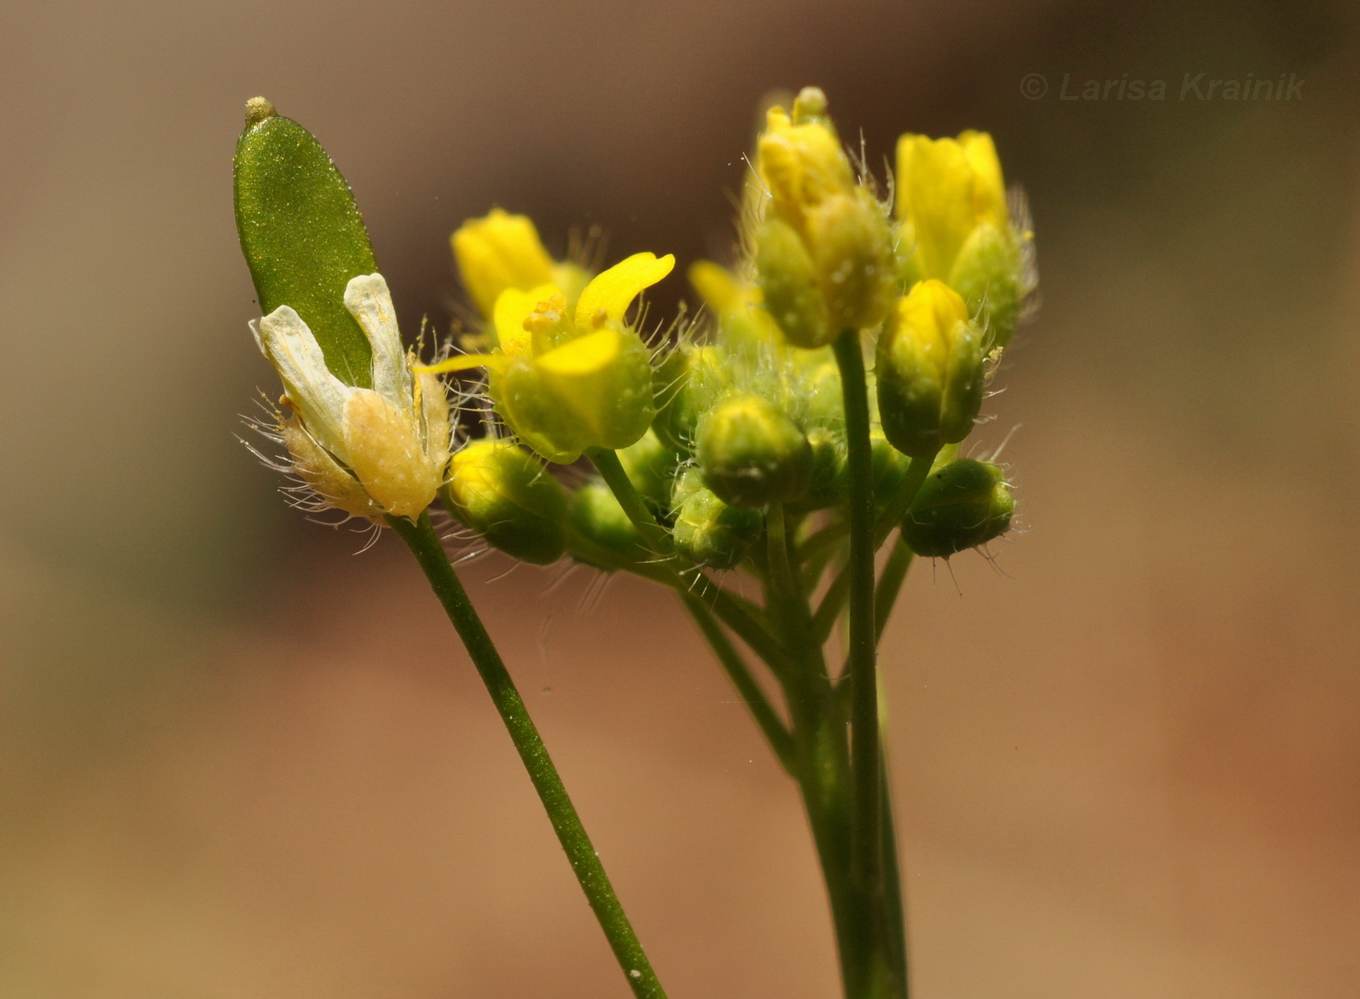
(250, 273, 451, 522)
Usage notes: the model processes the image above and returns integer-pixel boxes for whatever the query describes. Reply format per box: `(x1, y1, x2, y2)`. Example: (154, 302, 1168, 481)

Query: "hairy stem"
(388, 512, 668, 999)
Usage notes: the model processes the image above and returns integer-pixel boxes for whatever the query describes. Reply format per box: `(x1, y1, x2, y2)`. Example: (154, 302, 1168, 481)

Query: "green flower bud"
(757, 218, 829, 349)
(618, 428, 678, 516)
(901, 458, 1014, 558)
(948, 220, 1022, 350)
(869, 426, 911, 511)
(670, 465, 707, 508)
(793, 351, 844, 430)
(805, 189, 895, 334)
(793, 425, 847, 511)
(876, 279, 985, 458)
(444, 441, 568, 565)
(672, 483, 764, 570)
(696, 393, 813, 508)
(651, 344, 733, 455)
(570, 481, 644, 558)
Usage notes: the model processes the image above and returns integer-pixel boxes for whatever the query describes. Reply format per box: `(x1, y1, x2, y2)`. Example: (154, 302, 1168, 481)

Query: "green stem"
(587, 447, 674, 556)
(832, 331, 883, 896)
(681, 593, 796, 773)
(760, 507, 861, 998)
(812, 565, 851, 647)
(584, 447, 797, 679)
(878, 742, 908, 992)
(388, 512, 668, 999)
(874, 454, 937, 550)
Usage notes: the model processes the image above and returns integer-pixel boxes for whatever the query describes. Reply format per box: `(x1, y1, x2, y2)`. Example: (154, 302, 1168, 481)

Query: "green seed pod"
(901, 458, 1014, 558)
(696, 394, 813, 508)
(444, 441, 568, 565)
(570, 481, 644, 557)
(234, 98, 377, 388)
(651, 344, 733, 455)
(618, 428, 678, 517)
(757, 218, 830, 349)
(672, 484, 764, 570)
(948, 220, 1021, 350)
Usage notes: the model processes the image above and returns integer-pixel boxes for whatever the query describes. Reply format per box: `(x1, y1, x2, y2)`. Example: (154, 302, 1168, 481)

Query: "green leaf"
(234, 102, 377, 388)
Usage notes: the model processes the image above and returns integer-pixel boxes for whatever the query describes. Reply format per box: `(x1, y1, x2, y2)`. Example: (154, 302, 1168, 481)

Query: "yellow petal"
(896, 134, 976, 279)
(897, 278, 969, 378)
(493, 283, 561, 356)
(573, 252, 675, 330)
(414, 353, 509, 375)
(452, 209, 556, 318)
(957, 130, 1007, 229)
(688, 260, 744, 314)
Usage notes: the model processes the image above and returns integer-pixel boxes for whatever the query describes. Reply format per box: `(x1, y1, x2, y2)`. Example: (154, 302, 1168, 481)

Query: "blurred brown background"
(3, 1, 1359, 996)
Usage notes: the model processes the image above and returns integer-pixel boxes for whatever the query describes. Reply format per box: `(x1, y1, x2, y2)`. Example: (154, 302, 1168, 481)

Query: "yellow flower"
(895, 131, 1008, 281)
(453, 208, 582, 319)
(251, 273, 452, 521)
(420, 251, 674, 463)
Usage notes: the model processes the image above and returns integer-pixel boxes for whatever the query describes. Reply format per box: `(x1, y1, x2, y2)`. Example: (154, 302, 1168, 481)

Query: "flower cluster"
(249, 87, 1033, 566)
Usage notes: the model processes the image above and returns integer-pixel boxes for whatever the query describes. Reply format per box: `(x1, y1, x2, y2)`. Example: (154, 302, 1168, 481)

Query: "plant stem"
(388, 512, 668, 999)
(587, 447, 674, 555)
(874, 454, 937, 550)
(832, 330, 883, 898)
(874, 536, 913, 643)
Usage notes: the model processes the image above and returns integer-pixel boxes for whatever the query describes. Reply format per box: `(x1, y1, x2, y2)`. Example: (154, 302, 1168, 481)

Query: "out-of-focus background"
(3, 1, 1359, 996)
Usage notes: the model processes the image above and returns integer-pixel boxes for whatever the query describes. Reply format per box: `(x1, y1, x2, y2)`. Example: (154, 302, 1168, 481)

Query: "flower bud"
(651, 344, 733, 455)
(793, 426, 847, 511)
(672, 476, 764, 570)
(757, 104, 854, 236)
(947, 220, 1022, 350)
(755, 93, 895, 346)
(794, 352, 844, 429)
(901, 458, 1014, 558)
(876, 280, 984, 458)
(452, 209, 556, 318)
(570, 481, 643, 558)
(444, 440, 568, 565)
(757, 218, 829, 348)
(869, 426, 911, 510)
(804, 189, 895, 333)
(618, 428, 678, 516)
(696, 393, 813, 508)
